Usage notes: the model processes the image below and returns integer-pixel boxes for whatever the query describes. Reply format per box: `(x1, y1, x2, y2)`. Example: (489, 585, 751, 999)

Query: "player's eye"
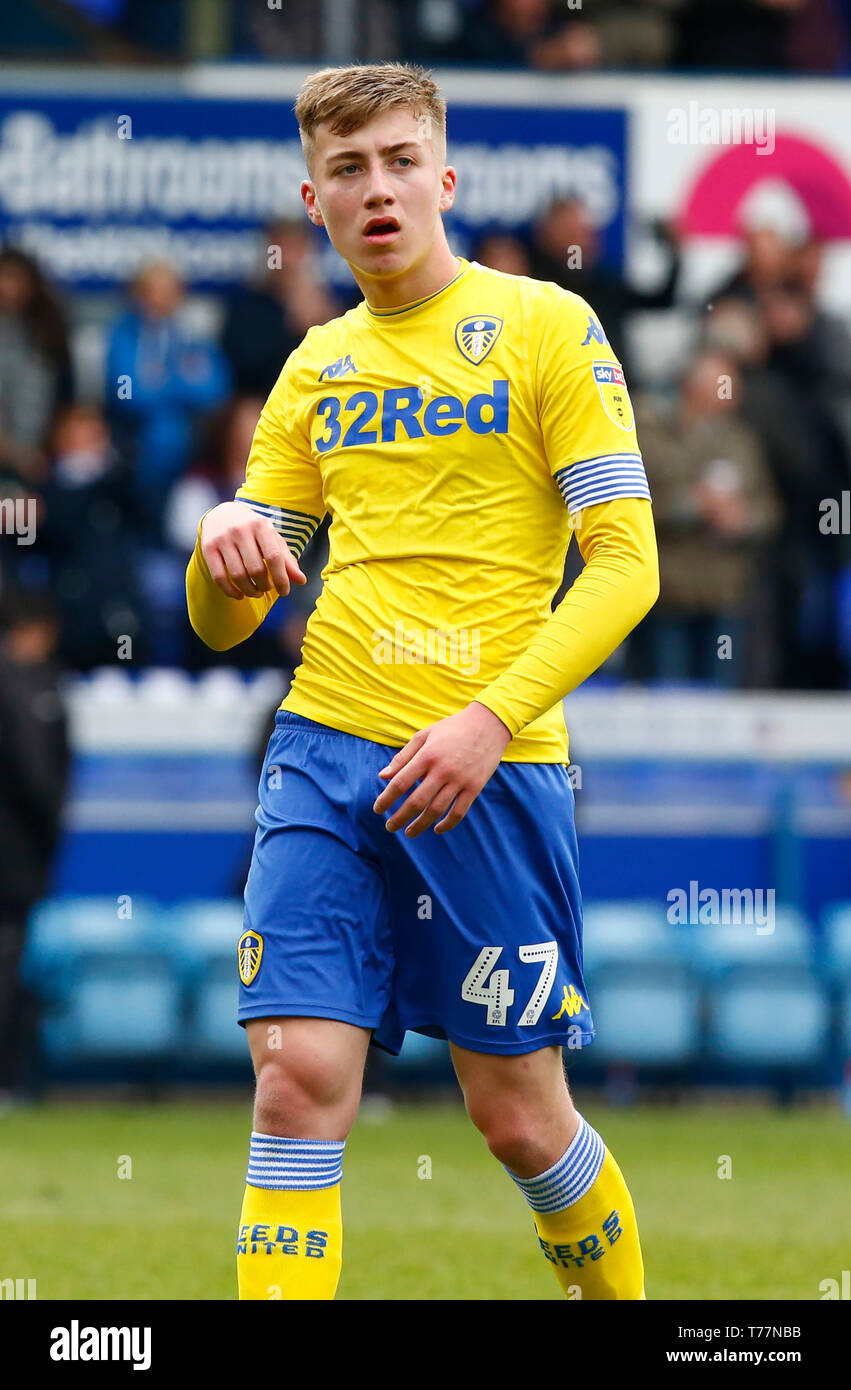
(336, 164, 360, 175)
(395, 156, 414, 167)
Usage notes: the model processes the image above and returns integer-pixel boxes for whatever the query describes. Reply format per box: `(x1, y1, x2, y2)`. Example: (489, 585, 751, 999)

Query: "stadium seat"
(821, 903, 851, 982)
(838, 984, 851, 1058)
(185, 957, 250, 1066)
(196, 669, 254, 708)
(706, 966, 830, 1067)
(581, 900, 686, 972)
(75, 667, 136, 705)
(688, 905, 813, 979)
(168, 902, 249, 1066)
(21, 896, 162, 997)
(136, 668, 194, 706)
(165, 899, 244, 974)
(42, 950, 182, 1063)
(247, 670, 290, 708)
(586, 962, 701, 1066)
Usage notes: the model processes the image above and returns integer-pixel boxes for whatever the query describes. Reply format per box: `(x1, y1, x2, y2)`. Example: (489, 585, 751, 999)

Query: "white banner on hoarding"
(626, 76, 851, 309)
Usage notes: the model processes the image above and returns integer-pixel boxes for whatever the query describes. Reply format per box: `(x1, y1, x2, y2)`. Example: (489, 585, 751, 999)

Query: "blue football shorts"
(237, 710, 594, 1055)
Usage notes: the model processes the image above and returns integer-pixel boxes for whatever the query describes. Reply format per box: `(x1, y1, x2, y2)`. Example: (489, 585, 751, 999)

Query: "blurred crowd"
(7, 0, 851, 75)
(487, 203, 851, 690)
(402, 0, 851, 74)
(0, 223, 345, 682)
(0, 202, 850, 694)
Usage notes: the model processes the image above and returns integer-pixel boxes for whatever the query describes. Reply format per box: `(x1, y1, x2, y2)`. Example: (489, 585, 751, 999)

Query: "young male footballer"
(186, 63, 659, 1301)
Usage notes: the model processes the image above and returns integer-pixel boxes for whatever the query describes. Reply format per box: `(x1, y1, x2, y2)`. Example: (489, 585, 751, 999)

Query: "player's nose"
(363, 162, 395, 205)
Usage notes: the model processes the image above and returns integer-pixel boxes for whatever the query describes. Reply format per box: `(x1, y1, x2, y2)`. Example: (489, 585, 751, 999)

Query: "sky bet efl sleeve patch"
(534, 289, 650, 516)
(591, 360, 635, 432)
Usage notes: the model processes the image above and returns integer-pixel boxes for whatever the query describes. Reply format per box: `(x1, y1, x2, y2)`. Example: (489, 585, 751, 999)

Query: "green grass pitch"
(1, 1097, 848, 1299)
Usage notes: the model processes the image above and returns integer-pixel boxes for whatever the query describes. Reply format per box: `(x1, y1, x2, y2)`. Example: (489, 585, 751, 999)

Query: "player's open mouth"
(363, 218, 400, 243)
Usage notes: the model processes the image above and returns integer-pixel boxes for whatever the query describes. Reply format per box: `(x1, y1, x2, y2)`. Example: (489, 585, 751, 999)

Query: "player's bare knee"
(462, 1077, 531, 1135)
(462, 1084, 568, 1170)
(253, 1052, 357, 1136)
(465, 1097, 536, 1162)
(482, 1118, 550, 1173)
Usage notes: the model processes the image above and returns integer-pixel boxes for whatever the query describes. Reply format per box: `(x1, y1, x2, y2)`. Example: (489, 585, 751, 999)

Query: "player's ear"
(301, 179, 325, 227)
(438, 166, 457, 214)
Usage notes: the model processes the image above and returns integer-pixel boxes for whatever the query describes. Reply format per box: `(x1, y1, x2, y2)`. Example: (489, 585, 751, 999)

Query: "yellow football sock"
(236, 1134, 344, 1300)
(506, 1115, 645, 1300)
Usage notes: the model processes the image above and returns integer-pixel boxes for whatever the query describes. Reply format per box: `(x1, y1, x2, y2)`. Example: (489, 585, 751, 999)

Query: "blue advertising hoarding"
(0, 92, 626, 288)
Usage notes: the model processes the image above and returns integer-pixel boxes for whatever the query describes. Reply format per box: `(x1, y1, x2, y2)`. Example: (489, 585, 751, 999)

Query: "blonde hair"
(294, 62, 447, 176)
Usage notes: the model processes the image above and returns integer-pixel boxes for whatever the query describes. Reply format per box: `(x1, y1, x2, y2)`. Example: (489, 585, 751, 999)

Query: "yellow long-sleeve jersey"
(187, 258, 659, 762)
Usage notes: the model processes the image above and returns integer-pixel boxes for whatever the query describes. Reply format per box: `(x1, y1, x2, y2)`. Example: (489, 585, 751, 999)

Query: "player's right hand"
(200, 501, 306, 601)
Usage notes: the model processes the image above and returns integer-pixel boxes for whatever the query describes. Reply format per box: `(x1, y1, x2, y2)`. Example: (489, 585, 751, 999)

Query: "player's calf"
(453, 1043, 646, 1300)
(505, 1117, 646, 1301)
(454, 1041, 577, 1174)
(237, 1017, 369, 1301)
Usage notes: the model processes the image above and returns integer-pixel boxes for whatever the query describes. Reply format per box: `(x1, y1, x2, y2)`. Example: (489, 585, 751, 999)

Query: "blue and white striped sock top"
(504, 1114, 605, 1214)
(246, 1133, 345, 1191)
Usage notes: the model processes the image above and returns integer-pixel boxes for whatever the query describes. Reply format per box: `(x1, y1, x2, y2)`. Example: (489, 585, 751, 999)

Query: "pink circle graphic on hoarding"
(681, 133, 851, 239)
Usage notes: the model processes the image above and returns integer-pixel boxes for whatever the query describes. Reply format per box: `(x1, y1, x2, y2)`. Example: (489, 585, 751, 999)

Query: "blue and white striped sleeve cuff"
(235, 496, 321, 559)
(553, 453, 651, 516)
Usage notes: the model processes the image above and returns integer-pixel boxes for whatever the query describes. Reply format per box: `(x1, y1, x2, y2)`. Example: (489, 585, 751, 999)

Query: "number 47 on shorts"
(461, 943, 574, 1027)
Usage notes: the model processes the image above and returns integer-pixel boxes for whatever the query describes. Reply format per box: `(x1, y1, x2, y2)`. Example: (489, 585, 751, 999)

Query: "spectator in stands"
(37, 404, 148, 671)
(704, 293, 849, 689)
(106, 261, 230, 542)
(234, 0, 400, 61)
(0, 249, 72, 475)
(458, 0, 603, 68)
(452, 0, 673, 69)
(528, 197, 681, 376)
(0, 588, 70, 1104)
(470, 231, 532, 277)
(389, 0, 469, 63)
(589, 0, 676, 69)
(0, 404, 48, 600)
(636, 349, 782, 686)
(169, 394, 327, 673)
(221, 220, 343, 399)
(726, 221, 851, 686)
(761, 287, 849, 687)
(707, 226, 797, 308)
(787, 0, 851, 73)
(785, 238, 851, 470)
(674, 0, 808, 72)
(166, 394, 266, 552)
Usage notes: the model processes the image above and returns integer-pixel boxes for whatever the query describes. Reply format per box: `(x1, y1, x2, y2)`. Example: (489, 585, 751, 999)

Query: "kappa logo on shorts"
(454, 314, 503, 364)
(551, 984, 589, 1020)
(238, 930, 263, 986)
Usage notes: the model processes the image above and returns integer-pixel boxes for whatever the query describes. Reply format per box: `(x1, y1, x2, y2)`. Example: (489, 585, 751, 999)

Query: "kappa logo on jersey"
(592, 360, 634, 432)
(454, 315, 504, 364)
(581, 314, 607, 347)
(238, 930, 263, 985)
(318, 354, 358, 382)
(551, 984, 589, 1019)
(314, 381, 509, 452)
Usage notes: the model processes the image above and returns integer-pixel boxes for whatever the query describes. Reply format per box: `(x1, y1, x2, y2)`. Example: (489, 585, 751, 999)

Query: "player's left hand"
(372, 701, 512, 838)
